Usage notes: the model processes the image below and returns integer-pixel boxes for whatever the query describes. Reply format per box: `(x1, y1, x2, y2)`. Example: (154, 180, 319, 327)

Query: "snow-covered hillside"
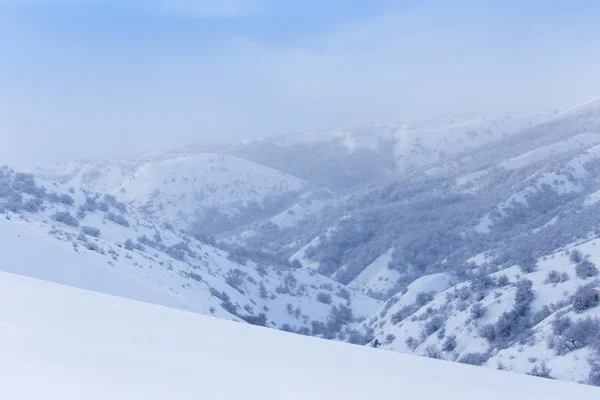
(36, 152, 306, 233)
(2, 270, 597, 399)
(0, 167, 379, 338)
(219, 112, 547, 186)
(360, 239, 600, 384)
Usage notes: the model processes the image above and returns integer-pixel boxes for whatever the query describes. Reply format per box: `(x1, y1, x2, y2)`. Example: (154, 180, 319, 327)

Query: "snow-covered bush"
(106, 212, 130, 227)
(442, 335, 457, 352)
(544, 270, 570, 285)
(52, 211, 79, 227)
(528, 362, 552, 379)
(470, 303, 486, 319)
(81, 226, 101, 237)
(422, 315, 445, 338)
(551, 317, 600, 355)
(576, 260, 599, 279)
(316, 292, 333, 305)
(225, 269, 246, 293)
(457, 352, 489, 366)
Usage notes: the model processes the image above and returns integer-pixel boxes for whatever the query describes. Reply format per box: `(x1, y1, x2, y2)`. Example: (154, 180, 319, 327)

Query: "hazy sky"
(1, 0, 600, 169)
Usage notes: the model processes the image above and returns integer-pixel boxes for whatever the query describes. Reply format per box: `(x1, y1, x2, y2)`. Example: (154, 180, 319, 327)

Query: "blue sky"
(1, 0, 600, 168)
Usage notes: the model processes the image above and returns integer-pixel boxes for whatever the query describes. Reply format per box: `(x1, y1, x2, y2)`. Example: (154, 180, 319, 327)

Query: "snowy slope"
(360, 238, 600, 384)
(391, 112, 545, 172)
(244, 112, 544, 173)
(0, 167, 380, 336)
(1, 270, 597, 399)
(37, 152, 306, 232)
(348, 249, 394, 291)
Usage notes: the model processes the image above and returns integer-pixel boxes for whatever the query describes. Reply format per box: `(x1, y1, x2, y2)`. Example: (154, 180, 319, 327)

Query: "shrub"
(316, 292, 333, 305)
(552, 317, 600, 355)
(225, 269, 246, 293)
(106, 212, 130, 227)
(569, 250, 584, 264)
(52, 211, 79, 227)
(124, 238, 135, 250)
(326, 304, 353, 333)
(297, 327, 310, 336)
(81, 226, 100, 238)
(519, 256, 537, 274)
(470, 303, 486, 319)
(390, 305, 416, 325)
(311, 321, 326, 336)
(186, 272, 203, 283)
(528, 362, 552, 379)
(58, 193, 75, 206)
(442, 335, 457, 352)
(84, 241, 103, 253)
(425, 345, 442, 359)
(572, 285, 599, 311)
(259, 283, 269, 299)
(103, 194, 127, 212)
(551, 316, 572, 336)
(405, 336, 418, 350)
(347, 329, 373, 345)
(337, 288, 351, 300)
(588, 362, 600, 386)
(514, 279, 534, 316)
(415, 291, 435, 307)
(576, 260, 599, 279)
(243, 313, 267, 327)
(22, 198, 43, 213)
(479, 324, 497, 342)
(422, 315, 445, 337)
(544, 270, 569, 285)
(457, 352, 489, 366)
(532, 306, 551, 326)
(497, 275, 510, 286)
(380, 296, 400, 318)
(81, 197, 98, 212)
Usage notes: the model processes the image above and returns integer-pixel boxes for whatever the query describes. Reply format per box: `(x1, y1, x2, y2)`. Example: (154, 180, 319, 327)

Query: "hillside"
(36, 152, 306, 235)
(212, 111, 547, 189)
(7, 99, 600, 387)
(360, 243, 600, 384)
(2, 270, 597, 399)
(0, 167, 379, 338)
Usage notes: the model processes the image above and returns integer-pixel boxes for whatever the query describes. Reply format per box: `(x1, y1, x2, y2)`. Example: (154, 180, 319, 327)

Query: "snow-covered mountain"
(213, 111, 548, 189)
(264, 97, 600, 384)
(6, 99, 600, 388)
(4, 271, 596, 399)
(37, 152, 306, 234)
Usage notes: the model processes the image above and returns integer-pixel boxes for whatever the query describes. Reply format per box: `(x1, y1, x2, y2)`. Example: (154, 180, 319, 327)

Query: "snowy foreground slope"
(1, 271, 597, 400)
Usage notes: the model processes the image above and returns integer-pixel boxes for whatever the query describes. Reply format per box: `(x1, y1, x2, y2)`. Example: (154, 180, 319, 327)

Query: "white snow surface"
(498, 133, 600, 170)
(1, 271, 597, 399)
(349, 249, 393, 291)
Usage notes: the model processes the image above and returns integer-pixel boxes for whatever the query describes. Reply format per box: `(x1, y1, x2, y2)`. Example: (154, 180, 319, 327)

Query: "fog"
(1, 0, 600, 169)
